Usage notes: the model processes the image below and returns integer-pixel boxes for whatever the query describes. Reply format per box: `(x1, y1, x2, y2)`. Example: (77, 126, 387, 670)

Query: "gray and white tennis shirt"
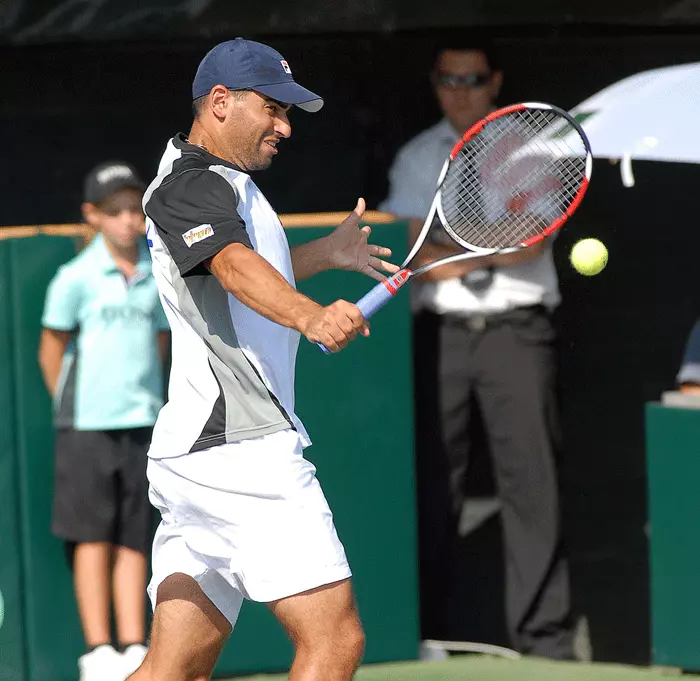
(143, 133, 309, 459)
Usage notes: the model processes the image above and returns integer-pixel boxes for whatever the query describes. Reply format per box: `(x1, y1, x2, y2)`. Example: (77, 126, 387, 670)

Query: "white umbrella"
(566, 62, 700, 186)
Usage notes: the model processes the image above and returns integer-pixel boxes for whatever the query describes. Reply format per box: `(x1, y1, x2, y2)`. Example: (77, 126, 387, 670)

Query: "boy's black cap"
(84, 162, 145, 204)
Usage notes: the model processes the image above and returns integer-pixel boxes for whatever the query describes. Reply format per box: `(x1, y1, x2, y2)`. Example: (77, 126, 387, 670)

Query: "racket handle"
(317, 269, 411, 354)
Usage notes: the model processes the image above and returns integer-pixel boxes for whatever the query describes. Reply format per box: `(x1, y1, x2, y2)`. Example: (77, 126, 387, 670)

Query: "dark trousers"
(413, 308, 574, 658)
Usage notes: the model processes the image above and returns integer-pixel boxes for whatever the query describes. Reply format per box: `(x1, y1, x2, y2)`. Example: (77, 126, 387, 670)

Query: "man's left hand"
(327, 198, 400, 282)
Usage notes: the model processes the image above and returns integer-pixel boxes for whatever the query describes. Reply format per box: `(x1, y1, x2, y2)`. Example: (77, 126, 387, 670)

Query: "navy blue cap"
(192, 38, 323, 113)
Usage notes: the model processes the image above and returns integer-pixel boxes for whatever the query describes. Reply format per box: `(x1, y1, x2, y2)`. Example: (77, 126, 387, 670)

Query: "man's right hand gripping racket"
(318, 101, 592, 354)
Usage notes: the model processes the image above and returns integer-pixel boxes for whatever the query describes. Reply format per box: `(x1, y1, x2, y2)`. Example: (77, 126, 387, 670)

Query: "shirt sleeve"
(41, 265, 82, 331)
(145, 169, 252, 276)
(379, 147, 436, 220)
(678, 320, 700, 385)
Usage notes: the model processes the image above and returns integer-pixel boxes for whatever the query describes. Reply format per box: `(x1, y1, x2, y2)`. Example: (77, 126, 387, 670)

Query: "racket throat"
(382, 268, 412, 295)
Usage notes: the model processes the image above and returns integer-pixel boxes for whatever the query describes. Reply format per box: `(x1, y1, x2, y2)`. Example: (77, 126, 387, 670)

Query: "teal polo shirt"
(42, 234, 169, 431)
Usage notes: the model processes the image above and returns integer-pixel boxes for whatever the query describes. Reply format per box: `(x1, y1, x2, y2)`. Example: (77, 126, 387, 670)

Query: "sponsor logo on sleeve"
(182, 224, 214, 248)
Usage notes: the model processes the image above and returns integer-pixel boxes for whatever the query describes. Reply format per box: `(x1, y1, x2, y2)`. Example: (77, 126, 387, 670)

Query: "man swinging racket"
(129, 37, 399, 681)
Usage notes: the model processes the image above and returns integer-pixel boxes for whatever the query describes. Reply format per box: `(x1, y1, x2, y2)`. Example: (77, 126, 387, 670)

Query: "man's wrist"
(316, 233, 336, 270)
(293, 297, 323, 336)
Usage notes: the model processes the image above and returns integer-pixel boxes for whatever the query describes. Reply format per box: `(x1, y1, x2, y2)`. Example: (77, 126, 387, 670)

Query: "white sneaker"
(78, 644, 122, 681)
(120, 643, 148, 679)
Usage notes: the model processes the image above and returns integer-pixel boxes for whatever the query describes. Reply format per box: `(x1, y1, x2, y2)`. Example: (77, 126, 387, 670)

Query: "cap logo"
(280, 60, 292, 75)
(96, 165, 134, 185)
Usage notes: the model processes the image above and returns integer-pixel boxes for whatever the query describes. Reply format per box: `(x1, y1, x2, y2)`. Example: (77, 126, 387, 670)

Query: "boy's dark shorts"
(52, 427, 154, 556)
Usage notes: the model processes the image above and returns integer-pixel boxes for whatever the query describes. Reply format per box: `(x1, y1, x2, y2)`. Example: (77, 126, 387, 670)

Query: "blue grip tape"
(356, 281, 395, 319)
(317, 269, 411, 353)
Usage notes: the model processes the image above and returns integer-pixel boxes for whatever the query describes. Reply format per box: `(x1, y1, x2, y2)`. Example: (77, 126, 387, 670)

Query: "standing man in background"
(39, 162, 170, 681)
(380, 40, 575, 659)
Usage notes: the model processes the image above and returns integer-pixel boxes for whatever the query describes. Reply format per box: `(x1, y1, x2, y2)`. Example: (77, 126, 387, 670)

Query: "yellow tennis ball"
(570, 238, 608, 276)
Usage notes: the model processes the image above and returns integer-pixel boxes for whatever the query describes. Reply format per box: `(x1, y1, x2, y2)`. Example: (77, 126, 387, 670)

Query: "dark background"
(2, 2, 700, 666)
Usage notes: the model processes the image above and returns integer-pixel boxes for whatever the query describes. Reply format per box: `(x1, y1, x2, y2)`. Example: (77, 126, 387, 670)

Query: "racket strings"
(440, 108, 588, 250)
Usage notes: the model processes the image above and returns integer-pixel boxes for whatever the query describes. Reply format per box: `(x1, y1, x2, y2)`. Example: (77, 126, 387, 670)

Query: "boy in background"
(38, 161, 169, 681)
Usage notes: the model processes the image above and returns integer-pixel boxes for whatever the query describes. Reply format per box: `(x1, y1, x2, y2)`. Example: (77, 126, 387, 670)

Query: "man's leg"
(113, 545, 148, 646)
(269, 579, 365, 681)
(474, 310, 574, 659)
(74, 542, 113, 646)
(128, 573, 231, 681)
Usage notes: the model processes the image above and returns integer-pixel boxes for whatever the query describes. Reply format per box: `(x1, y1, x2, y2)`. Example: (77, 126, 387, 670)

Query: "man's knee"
(128, 653, 213, 681)
(318, 614, 365, 666)
(343, 618, 366, 664)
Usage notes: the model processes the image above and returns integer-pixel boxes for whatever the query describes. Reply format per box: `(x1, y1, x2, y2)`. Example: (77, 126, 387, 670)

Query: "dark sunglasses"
(435, 72, 492, 89)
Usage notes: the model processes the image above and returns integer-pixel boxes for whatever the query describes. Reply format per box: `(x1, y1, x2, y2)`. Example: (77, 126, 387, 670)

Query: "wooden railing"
(0, 211, 397, 241)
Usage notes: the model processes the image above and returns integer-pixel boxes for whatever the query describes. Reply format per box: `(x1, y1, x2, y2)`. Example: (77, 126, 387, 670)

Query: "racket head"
(436, 102, 592, 252)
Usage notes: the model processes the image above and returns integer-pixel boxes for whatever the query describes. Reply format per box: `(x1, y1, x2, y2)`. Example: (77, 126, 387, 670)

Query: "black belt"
(439, 304, 548, 332)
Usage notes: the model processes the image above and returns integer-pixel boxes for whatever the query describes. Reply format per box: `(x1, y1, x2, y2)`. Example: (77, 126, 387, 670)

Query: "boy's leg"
(53, 429, 120, 648)
(128, 573, 231, 681)
(269, 579, 365, 681)
(115, 427, 154, 647)
(113, 545, 148, 645)
(74, 541, 113, 646)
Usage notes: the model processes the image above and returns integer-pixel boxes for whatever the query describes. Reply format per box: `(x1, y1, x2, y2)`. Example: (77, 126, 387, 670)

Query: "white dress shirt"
(380, 118, 561, 316)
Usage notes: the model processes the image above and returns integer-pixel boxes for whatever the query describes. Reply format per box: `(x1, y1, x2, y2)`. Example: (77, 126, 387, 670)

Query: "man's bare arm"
(290, 198, 399, 282)
(208, 243, 368, 352)
(289, 236, 335, 282)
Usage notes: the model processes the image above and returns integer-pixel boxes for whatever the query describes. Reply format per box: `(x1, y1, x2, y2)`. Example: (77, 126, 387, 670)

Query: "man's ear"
(490, 70, 504, 101)
(210, 84, 233, 120)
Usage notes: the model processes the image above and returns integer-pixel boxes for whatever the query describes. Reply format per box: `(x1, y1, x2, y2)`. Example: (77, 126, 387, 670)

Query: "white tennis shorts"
(146, 429, 351, 626)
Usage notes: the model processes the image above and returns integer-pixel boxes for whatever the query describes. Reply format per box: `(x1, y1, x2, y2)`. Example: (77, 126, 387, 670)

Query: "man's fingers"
(368, 243, 391, 257)
(368, 256, 400, 274)
(354, 197, 366, 217)
(363, 269, 384, 282)
(314, 300, 369, 352)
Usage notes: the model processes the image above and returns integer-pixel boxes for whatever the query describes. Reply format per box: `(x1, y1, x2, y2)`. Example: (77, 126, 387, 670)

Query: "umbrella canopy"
(566, 62, 700, 185)
(571, 61, 700, 163)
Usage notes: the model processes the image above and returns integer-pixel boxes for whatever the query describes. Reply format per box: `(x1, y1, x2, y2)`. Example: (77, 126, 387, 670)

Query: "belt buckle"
(467, 314, 487, 332)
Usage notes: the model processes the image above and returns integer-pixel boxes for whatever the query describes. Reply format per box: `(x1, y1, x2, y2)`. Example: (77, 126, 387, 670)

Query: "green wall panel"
(3, 223, 418, 679)
(10, 236, 85, 681)
(646, 403, 700, 671)
(0, 242, 27, 681)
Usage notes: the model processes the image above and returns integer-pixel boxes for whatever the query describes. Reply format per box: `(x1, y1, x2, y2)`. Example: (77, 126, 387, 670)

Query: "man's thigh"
(268, 578, 361, 647)
(135, 573, 231, 681)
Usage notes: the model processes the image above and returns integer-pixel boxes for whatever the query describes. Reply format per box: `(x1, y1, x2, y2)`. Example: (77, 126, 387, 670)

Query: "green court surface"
(232, 655, 698, 681)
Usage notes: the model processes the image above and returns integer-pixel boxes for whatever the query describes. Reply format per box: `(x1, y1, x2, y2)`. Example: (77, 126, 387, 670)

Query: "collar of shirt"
(173, 132, 245, 173)
(90, 233, 152, 281)
(436, 118, 460, 146)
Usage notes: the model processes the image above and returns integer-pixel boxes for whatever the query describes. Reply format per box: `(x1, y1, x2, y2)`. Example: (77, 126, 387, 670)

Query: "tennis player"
(129, 38, 398, 681)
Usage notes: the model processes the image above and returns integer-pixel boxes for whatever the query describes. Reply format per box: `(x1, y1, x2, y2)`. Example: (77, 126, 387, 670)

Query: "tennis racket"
(318, 101, 592, 353)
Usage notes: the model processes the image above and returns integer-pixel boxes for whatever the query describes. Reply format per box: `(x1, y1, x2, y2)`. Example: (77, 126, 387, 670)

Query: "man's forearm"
(290, 236, 333, 281)
(210, 243, 323, 332)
